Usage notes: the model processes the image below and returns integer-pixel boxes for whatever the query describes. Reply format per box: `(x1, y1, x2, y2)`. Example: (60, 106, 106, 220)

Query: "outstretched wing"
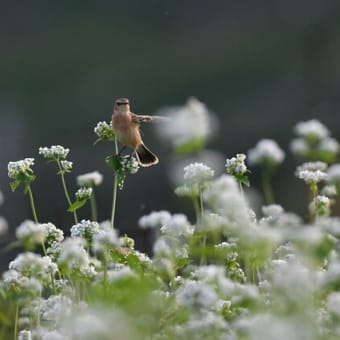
(131, 113, 170, 124)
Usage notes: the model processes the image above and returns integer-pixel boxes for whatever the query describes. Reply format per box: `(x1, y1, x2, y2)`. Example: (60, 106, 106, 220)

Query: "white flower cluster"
(60, 160, 73, 173)
(225, 153, 247, 176)
(295, 162, 328, 184)
(75, 187, 93, 200)
(291, 119, 339, 160)
(247, 139, 285, 166)
(160, 214, 194, 237)
(39, 145, 70, 159)
(183, 162, 215, 185)
(327, 164, 340, 184)
(77, 171, 103, 187)
(94, 121, 114, 140)
(138, 210, 171, 229)
(8, 158, 34, 179)
(70, 219, 100, 240)
(92, 224, 119, 256)
(155, 97, 216, 150)
(16, 220, 46, 246)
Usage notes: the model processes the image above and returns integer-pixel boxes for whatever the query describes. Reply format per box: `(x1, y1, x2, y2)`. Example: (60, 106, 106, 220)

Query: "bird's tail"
(135, 143, 159, 167)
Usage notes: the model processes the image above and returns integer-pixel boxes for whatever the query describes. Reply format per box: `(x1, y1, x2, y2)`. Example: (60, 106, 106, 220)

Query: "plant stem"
(14, 303, 18, 340)
(27, 186, 38, 223)
(111, 137, 119, 229)
(90, 191, 98, 221)
(262, 170, 274, 204)
(57, 161, 78, 224)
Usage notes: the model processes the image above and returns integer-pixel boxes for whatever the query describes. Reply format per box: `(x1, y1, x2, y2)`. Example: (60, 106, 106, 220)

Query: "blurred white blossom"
(77, 171, 103, 187)
(248, 139, 285, 166)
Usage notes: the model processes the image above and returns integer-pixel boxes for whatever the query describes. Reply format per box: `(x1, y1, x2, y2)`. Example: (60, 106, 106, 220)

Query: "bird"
(111, 98, 167, 167)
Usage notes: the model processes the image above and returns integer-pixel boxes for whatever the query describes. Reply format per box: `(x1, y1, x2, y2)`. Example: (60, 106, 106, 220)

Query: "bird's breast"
(112, 113, 141, 148)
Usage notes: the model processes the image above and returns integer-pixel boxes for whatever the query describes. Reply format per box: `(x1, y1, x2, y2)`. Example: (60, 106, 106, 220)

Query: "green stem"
(27, 186, 38, 223)
(262, 171, 274, 204)
(238, 181, 244, 198)
(90, 191, 98, 221)
(14, 303, 18, 340)
(57, 161, 78, 224)
(198, 190, 207, 266)
(111, 137, 119, 229)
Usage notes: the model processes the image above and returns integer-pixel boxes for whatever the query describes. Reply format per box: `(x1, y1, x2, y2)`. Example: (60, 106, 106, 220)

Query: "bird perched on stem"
(112, 98, 168, 167)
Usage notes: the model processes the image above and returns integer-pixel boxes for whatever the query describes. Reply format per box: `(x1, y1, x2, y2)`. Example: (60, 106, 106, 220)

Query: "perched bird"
(112, 98, 167, 167)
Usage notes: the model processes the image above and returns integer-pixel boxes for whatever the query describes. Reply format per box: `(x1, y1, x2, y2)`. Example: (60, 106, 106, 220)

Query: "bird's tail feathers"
(135, 143, 159, 167)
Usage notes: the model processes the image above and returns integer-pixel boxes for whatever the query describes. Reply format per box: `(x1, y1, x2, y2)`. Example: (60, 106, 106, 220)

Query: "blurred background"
(1, 0, 340, 269)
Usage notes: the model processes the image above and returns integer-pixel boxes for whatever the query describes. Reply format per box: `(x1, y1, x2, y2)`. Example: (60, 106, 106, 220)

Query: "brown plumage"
(112, 98, 165, 167)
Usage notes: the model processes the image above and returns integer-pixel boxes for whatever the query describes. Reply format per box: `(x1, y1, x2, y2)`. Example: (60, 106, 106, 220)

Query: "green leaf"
(10, 180, 21, 192)
(175, 258, 191, 271)
(67, 199, 87, 212)
(105, 155, 122, 171)
(238, 176, 250, 187)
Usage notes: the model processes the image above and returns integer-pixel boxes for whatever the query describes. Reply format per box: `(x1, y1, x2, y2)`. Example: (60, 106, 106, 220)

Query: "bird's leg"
(118, 145, 127, 156)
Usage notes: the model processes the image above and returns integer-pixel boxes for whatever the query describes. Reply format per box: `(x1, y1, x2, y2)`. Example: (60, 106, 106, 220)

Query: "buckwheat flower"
(247, 139, 285, 166)
(225, 153, 248, 176)
(327, 292, 340, 317)
(318, 137, 340, 154)
(299, 161, 328, 172)
(160, 214, 194, 237)
(321, 184, 337, 198)
(176, 280, 219, 312)
(39, 145, 70, 159)
(139, 210, 172, 229)
(77, 171, 103, 187)
(0, 216, 8, 236)
(92, 224, 119, 256)
(153, 236, 189, 259)
(294, 119, 329, 141)
(155, 97, 217, 152)
(262, 204, 284, 218)
(70, 220, 100, 242)
(183, 162, 214, 185)
(75, 187, 93, 200)
(8, 158, 35, 179)
(309, 195, 330, 217)
(290, 137, 309, 156)
(327, 164, 340, 183)
(105, 266, 137, 283)
(18, 330, 32, 340)
(199, 213, 228, 233)
(94, 120, 115, 141)
(296, 169, 327, 184)
(16, 220, 46, 247)
(41, 222, 64, 245)
(60, 160, 73, 173)
(58, 237, 94, 276)
(316, 217, 340, 238)
(9, 252, 57, 281)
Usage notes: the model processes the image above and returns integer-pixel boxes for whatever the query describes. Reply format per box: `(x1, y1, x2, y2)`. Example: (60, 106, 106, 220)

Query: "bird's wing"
(131, 113, 169, 124)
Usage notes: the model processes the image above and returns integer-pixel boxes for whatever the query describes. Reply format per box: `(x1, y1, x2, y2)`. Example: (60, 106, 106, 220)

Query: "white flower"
(94, 120, 115, 141)
(298, 161, 328, 172)
(155, 97, 216, 149)
(138, 210, 172, 229)
(75, 187, 93, 200)
(92, 224, 119, 255)
(225, 153, 248, 176)
(318, 137, 340, 154)
(8, 158, 35, 179)
(321, 184, 337, 197)
(9, 252, 57, 281)
(294, 119, 329, 140)
(153, 236, 189, 259)
(77, 171, 103, 187)
(262, 205, 284, 218)
(327, 164, 340, 183)
(16, 220, 46, 245)
(327, 292, 340, 317)
(176, 280, 219, 311)
(160, 214, 194, 237)
(70, 220, 100, 240)
(60, 160, 73, 172)
(183, 162, 214, 185)
(58, 237, 94, 276)
(203, 175, 250, 227)
(247, 139, 285, 166)
(39, 145, 70, 159)
(41, 222, 64, 244)
(1, 270, 42, 295)
(290, 138, 309, 155)
(296, 169, 327, 184)
(18, 330, 32, 340)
